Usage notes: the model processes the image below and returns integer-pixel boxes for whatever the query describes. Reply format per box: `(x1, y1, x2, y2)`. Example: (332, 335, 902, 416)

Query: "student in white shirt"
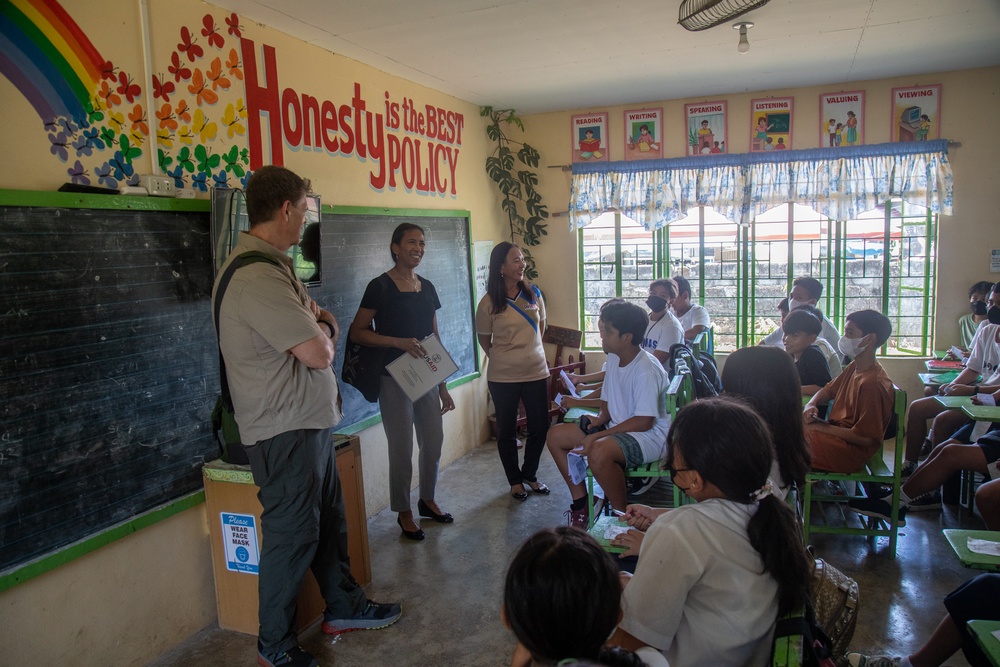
(671, 275, 710, 341)
(546, 301, 671, 524)
(760, 277, 843, 377)
(611, 398, 812, 667)
(642, 278, 684, 368)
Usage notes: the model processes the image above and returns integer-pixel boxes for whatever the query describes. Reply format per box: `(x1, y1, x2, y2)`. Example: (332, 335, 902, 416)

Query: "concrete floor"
(151, 441, 985, 667)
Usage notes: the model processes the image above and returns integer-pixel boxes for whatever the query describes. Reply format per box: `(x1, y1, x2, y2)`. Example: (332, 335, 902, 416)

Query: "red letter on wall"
(240, 38, 282, 169)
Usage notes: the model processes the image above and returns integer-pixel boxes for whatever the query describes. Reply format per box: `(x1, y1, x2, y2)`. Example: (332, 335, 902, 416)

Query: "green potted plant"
(481, 106, 549, 280)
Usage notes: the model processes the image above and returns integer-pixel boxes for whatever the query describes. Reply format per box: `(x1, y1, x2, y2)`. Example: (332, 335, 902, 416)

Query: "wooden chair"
(801, 385, 907, 557)
(585, 372, 694, 529)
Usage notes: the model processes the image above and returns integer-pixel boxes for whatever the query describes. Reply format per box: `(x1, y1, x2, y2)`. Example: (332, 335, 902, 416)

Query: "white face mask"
(838, 335, 868, 358)
(787, 297, 809, 312)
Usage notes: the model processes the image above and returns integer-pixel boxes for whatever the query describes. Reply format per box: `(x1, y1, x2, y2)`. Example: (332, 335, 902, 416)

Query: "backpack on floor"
(667, 342, 721, 398)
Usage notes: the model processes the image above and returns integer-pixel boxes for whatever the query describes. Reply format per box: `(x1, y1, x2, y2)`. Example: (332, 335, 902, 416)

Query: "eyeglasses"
(667, 465, 693, 481)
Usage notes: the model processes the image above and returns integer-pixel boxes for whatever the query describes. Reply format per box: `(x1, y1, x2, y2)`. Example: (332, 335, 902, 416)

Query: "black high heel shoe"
(417, 499, 454, 523)
(526, 480, 550, 495)
(397, 516, 425, 541)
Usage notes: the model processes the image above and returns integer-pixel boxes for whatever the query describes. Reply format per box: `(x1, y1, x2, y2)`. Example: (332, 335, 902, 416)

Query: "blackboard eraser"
(57, 183, 119, 195)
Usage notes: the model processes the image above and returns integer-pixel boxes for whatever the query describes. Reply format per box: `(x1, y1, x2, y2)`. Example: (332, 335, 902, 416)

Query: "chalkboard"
(316, 208, 478, 431)
(0, 194, 218, 574)
(766, 112, 791, 133)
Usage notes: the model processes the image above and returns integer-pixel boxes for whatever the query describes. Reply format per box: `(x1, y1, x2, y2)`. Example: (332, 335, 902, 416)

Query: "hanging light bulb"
(734, 21, 753, 54)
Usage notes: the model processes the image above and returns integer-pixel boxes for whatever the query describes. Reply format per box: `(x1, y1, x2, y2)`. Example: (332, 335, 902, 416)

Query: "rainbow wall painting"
(1, 0, 252, 191)
(0, 0, 105, 123)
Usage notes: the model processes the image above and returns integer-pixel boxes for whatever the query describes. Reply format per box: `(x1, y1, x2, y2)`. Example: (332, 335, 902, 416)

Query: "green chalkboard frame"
(0, 192, 480, 592)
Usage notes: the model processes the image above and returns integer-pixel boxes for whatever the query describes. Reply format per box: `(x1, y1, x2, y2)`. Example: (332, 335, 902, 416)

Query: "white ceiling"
(212, 0, 1000, 114)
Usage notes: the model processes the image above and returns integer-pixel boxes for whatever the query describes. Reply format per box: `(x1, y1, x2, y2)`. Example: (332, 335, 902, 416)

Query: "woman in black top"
(348, 223, 455, 541)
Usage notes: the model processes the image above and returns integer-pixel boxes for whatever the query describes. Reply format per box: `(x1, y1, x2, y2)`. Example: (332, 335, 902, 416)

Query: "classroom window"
(577, 199, 937, 355)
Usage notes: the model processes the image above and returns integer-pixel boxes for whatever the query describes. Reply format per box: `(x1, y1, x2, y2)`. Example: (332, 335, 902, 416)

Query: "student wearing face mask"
(759, 277, 843, 372)
(641, 278, 685, 369)
(959, 280, 994, 351)
(802, 309, 894, 473)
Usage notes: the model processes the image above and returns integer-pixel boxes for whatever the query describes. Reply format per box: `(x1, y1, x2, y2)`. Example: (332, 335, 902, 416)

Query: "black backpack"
(667, 342, 722, 398)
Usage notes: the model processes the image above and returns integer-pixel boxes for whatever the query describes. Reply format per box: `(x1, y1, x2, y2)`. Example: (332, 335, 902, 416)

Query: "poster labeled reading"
(221, 513, 261, 574)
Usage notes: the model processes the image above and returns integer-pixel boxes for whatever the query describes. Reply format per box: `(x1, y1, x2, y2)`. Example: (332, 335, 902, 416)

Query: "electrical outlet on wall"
(140, 175, 175, 197)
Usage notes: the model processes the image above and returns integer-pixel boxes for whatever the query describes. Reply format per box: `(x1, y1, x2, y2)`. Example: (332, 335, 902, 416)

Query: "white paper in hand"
(560, 370, 580, 398)
(568, 450, 587, 485)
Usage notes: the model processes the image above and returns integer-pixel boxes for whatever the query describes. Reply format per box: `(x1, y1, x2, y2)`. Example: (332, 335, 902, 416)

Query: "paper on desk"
(978, 394, 997, 407)
(568, 449, 587, 485)
(560, 370, 580, 398)
(385, 334, 458, 402)
(604, 523, 631, 540)
(967, 537, 1000, 557)
(993, 629, 1000, 642)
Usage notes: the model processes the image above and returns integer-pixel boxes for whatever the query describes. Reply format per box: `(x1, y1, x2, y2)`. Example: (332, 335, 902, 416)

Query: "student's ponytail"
(669, 398, 812, 616)
(748, 494, 811, 615)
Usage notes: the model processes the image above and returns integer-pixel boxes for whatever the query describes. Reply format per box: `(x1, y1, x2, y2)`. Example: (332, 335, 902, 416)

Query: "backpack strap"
(213, 251, 283, 413)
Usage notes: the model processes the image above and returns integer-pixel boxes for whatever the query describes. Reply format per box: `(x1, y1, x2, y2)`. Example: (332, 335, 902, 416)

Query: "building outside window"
(578, 199, 936, 354)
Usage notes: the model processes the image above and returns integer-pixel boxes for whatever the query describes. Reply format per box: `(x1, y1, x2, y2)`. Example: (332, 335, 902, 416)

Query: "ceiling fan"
(678, 0, 771, 31)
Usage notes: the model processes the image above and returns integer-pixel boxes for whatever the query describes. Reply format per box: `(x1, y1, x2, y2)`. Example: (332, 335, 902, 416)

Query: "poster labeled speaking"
(685, 101, 727, 155)
(820, 91, 865, 147)
(624, 108, 663, 160)
(891, 84, 941, 142)
(572, 112, 609, 163)
(750, 97, 793, 152)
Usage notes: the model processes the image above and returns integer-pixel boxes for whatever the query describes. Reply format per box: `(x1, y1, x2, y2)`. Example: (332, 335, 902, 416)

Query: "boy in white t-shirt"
(642, 278, 684, 368)
(546, 301, 671, 526)
(671, 275, 711, 341)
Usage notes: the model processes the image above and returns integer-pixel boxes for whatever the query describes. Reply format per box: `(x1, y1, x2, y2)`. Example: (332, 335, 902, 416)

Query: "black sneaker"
(901, 461, 918, 480)
(322, 600, 402, 635)
(627, 476, 657, 496)
(257, 641, 318, 667)
(907, 490, 941, 511)
(848, 497, 907, 527)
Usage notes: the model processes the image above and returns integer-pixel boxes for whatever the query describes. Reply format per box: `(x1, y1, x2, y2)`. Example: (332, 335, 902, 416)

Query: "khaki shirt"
(212, 232, 341, 445)
(476, 290, 548, 383)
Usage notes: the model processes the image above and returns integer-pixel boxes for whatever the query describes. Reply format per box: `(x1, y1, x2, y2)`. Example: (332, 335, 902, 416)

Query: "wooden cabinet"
(203, 434, 370, 634)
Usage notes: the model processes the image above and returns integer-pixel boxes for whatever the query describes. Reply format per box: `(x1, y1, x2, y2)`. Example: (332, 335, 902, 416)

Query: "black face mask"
(971, 300, 988, 316)
(989, 305, 1000, 325)
(646, 295, 668, 313)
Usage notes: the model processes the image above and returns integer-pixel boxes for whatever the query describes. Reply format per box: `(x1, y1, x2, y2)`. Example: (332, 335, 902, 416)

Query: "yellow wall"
(0, 1, 501, 664)
(523, 66, 1000, 394)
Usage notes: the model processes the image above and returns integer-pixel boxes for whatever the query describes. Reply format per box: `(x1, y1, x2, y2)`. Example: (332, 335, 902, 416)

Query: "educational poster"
(750, 97, 793, 152)
(819, 91, 865, 147)
(624, 108, 663, 160)
(473, 240, 492, 304)
(891, 84, 942, 142)
(571, 112, 609, 163)
(685, 101, 727, 155)
(221, 512, 260, 574)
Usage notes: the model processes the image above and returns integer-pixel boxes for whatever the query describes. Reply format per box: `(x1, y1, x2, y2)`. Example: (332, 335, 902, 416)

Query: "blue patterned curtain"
(569, 140, 953, 230)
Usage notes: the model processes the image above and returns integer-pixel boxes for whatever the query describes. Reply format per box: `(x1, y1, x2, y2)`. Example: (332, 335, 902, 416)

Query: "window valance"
(568, 140, 953, 230)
